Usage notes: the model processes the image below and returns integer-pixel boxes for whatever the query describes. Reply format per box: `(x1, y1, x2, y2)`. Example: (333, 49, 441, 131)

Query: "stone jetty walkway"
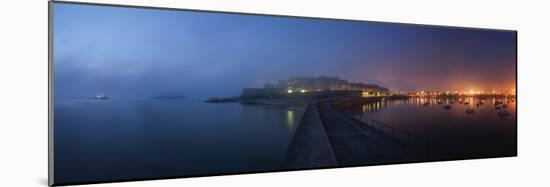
(317, 101, 403, 166)
(282, 103, 338, 169)
(283, 101, 409, 168)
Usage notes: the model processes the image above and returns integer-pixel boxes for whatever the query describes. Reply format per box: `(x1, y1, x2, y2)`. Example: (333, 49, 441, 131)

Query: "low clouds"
(53, 4, 516, 99)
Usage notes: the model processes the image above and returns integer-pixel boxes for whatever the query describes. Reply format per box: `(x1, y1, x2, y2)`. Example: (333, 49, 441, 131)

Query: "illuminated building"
(275, 75, 389, 96)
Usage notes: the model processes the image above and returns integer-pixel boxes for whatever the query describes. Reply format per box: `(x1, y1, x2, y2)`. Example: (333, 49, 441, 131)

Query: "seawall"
(281, 102, 338, 169)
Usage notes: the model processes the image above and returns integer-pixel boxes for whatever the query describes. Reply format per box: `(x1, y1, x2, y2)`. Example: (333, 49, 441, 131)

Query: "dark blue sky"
(53, 3, 516, 99)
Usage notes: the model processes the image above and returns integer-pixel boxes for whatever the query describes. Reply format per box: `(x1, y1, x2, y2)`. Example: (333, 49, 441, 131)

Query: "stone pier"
(282, 102, 338, 169)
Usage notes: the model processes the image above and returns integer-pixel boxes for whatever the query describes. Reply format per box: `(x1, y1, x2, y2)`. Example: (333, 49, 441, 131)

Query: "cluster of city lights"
(285, 87, 517, 97)
(413, 88, 516, 96)
(287, 89, 307, 94)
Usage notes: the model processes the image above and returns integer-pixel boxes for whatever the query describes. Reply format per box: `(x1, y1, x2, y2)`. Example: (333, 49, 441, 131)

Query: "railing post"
(407, 133, 411, 146)
(351, 111, 430, 153)
(427, 141, 431, 159)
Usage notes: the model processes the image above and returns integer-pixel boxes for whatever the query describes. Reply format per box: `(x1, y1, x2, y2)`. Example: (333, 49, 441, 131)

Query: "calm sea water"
(347, 97, 517, 160)
(54, 99, 305, 184)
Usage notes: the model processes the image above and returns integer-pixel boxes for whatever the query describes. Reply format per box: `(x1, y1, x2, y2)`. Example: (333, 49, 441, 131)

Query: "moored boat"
(498, 110, 511, 117)
(95, 94, 108, 100)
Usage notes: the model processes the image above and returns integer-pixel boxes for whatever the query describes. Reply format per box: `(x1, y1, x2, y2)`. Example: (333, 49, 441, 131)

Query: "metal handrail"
(343, 111, 431, 158)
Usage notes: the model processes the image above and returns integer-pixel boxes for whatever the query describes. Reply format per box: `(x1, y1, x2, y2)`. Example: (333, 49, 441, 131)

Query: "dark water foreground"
(345, 97, 517, 160)
(282, 96, 516, 169)
(54, 96, 516, 184)
(54, 99, 305, 184)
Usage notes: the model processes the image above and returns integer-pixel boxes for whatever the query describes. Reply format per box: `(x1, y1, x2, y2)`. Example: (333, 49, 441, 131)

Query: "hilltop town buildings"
(241, 76, 389, 98)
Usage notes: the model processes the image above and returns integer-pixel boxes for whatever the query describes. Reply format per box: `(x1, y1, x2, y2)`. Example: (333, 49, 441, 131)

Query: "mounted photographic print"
(49, 1, 517, 186)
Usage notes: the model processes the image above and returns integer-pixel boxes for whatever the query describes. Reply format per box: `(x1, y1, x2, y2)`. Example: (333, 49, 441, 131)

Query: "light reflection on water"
(350, 97, 517, 159)
(54, 99, 305, 184)
(361, 97, 516, 114)
(287, 110, 295, 130)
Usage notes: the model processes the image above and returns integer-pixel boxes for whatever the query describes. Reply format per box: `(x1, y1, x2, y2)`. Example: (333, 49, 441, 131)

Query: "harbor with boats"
(282, 93, 516, 168)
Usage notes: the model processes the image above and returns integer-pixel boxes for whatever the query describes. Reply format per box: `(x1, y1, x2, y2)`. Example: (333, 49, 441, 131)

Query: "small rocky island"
(206, 97, 239, 103)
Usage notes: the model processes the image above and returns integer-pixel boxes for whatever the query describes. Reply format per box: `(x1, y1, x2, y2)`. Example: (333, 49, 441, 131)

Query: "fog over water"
(51, 3, 517, 184)
(54, 4, 516, 99)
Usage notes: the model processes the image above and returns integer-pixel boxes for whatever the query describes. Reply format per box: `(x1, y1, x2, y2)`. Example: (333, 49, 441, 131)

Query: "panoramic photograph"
(52, 2, 517, 185)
